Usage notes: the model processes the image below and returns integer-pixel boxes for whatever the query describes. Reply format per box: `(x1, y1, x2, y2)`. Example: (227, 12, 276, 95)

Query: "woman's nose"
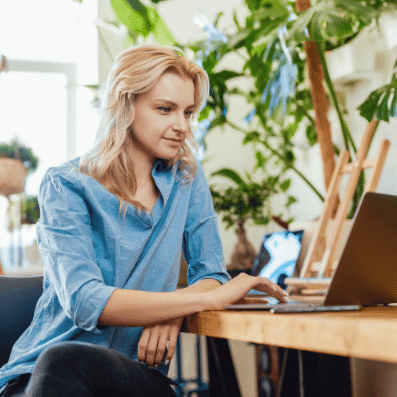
(172, 113, 189, 133)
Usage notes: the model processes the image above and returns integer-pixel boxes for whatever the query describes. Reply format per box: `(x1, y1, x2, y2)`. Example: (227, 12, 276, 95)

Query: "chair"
(0, 275, 43, 368)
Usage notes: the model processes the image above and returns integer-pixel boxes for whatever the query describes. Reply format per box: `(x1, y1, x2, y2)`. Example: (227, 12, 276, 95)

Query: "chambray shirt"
(0, 157, 230, 388)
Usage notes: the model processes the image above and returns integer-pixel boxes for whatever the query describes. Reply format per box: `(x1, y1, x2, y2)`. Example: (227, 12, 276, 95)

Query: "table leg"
(206, 337, 242, 397)
(277, 349, 352, 397)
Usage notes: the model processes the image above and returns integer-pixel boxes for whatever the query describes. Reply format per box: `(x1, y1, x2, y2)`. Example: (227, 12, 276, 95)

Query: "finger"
(164, 327, 179, 364)
(153, 327, 169, 367)
(256, 277, 288, 303)
(242, 297, 269, 305)
(145, 327, 160, 367)
(137, 328, 151, 364)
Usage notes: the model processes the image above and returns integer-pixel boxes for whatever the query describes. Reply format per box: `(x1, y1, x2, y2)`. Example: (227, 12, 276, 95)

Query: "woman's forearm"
(98, 273, 287, 328)
(97, 287, 213, 327)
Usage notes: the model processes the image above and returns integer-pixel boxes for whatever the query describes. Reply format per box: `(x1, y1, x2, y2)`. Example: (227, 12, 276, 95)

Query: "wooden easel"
(285, 119, 390, 292)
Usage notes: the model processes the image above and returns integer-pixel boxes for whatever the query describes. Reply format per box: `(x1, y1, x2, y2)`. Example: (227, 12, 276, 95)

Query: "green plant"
(21, 195, 40, 225)
(0, 138, 39, 174)
(184, 0, 397, 217)
(96, 0, 397, 225)
(108, 0, 176, 47)
(210, 168, 295, 231)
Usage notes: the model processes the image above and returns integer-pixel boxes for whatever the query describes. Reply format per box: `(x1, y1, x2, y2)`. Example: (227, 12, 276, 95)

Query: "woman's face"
(129, 72, 196, 164)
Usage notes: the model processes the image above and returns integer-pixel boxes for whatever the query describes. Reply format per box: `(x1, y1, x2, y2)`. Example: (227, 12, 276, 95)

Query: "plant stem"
(225, 120, 324, 201)
(316, 42, 357, 154)
(260, 139, 325, 202)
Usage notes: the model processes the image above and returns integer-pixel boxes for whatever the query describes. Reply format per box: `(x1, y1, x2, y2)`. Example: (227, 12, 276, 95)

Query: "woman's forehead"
(144, 73, 196, 106)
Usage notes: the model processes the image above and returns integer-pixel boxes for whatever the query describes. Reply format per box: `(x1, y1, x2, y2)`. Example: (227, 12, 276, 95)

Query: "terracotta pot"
(0, 158, 28, 197)
(228, 220, 257, 271)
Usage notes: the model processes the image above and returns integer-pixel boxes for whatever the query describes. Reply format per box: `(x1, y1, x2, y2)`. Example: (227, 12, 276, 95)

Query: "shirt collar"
(152, 160, 176, 208)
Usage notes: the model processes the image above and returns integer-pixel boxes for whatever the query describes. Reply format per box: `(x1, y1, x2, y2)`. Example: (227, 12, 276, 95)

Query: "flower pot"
(379, 13, 397, 50)
(326, 36, 376, 85)
(0, 158, 28, 197)
(228, 221, 257, 271)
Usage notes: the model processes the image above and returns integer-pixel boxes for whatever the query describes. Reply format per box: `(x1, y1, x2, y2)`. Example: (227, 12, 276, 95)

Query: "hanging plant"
(0, 138, 39, 174)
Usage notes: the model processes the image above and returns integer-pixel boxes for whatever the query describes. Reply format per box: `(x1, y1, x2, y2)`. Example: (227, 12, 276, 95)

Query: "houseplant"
(185, 0, 397, 218)
(210, 168, 295, 271)
(0, 138, 39, 197)
(21, 195, 40, 225)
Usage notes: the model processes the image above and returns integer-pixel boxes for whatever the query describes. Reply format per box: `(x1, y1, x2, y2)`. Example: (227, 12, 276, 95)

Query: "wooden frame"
(285, 119, 390, 291)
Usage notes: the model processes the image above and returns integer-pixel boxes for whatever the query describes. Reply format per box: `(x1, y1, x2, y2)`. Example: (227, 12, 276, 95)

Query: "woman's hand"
(205, 273, 289, 310)
(137, 317, 184, 368)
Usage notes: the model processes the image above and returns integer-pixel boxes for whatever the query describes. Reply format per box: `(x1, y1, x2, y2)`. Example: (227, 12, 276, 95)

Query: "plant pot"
(0, 158, 28, 197)
(326, 35, 376, 85)
(228, 221, 257, 272)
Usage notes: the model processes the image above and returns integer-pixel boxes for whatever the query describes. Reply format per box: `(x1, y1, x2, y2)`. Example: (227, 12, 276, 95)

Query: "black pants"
(1, 342, 177, 397)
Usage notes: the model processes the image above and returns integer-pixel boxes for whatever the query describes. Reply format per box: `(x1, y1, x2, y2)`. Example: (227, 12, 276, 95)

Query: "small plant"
(0, 138, 39, 174)
(210, 168, 295, 271)
(210, 168, 291, 230)
(21, 195, 40, 225)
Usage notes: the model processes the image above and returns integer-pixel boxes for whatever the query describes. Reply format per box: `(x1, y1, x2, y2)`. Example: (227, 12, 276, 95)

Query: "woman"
(0, 45, 287, 397)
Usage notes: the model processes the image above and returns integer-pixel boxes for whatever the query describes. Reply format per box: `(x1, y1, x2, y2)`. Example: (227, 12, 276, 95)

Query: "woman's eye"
(185, 110, 193, 117)
(158, 107, 171, 113)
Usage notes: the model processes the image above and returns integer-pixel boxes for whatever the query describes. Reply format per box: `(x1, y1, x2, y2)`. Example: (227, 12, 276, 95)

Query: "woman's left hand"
(137, 317, 184, 368)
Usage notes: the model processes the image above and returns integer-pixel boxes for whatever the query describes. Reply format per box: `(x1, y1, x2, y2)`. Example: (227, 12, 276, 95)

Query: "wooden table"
(184, 306, 397, 363)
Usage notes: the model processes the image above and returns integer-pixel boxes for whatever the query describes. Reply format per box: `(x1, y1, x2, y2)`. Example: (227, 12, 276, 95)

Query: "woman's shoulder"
(41, 157, 90, 191)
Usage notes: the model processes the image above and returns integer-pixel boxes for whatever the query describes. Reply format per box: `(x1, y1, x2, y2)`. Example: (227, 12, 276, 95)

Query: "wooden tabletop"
(184, 306, 397, 364)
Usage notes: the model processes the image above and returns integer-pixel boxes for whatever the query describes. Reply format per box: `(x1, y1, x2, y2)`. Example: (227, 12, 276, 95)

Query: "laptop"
(249, 229, 304, 289)
(225, 192, 397, 313)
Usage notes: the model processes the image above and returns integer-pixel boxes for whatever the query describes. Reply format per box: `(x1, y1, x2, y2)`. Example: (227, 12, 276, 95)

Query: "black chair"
(0, 275, 43, 368)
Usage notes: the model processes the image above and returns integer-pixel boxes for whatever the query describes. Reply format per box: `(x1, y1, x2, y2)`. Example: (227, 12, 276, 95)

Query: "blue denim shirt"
(0, 158, 230, 388)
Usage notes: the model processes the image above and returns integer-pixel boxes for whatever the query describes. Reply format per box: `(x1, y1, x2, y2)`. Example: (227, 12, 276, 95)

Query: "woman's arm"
(97, 273, 287, 327)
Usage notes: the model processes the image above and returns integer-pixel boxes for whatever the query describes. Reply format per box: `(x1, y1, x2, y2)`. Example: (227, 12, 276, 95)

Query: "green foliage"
(210, 168, 294, 230)
(21, 195, 40, 225)
(358, 59, 397, 122)
(102, 0, 397, 227)
(0, 139, 39, 174)
(110, 0, 176, 45)
(184, 0, 397, 211)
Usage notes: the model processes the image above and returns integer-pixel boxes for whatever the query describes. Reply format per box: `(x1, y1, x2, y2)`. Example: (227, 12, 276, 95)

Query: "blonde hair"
(80, 44, 209, 212)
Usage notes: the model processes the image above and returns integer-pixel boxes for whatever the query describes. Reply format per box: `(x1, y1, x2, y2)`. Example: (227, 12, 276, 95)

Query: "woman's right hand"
(204, 273, 288, 310)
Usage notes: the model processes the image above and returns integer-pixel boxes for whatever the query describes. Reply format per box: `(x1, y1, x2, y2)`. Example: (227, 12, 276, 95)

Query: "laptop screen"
(251, 230, 303, 289)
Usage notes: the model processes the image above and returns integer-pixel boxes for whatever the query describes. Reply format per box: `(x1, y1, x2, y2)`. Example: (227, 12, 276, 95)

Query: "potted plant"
(0, 138, 39, 197)
(183, 0, 397, 218)
(21, 195, 40, 225)
(210, 168, 294, 273)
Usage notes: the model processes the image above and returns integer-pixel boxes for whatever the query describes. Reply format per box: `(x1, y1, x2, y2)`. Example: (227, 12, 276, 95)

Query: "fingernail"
(165, 360, 170, 365)
(283, 290, 289, 296)
(273, 285, 277, 291)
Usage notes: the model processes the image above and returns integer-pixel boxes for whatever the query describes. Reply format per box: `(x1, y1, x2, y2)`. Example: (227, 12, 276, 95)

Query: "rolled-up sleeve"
(183, 163, 231, 286)
(36, 170, 116, 332)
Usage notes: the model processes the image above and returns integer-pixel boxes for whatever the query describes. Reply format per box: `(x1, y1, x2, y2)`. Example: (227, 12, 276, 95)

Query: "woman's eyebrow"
(155, 99, 196, 109)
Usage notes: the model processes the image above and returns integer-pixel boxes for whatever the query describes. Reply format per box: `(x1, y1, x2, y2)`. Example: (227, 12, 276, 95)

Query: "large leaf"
(250, 0, 289, 20)
(289, 0, 375, 43)
(211, 168, 248, 188)
(124, 0, 147, 15)
(358, 76, 397, 122)
(211, 70, 241, 82)
(147, 7, 176, 45)
(110, 0, 150, 36)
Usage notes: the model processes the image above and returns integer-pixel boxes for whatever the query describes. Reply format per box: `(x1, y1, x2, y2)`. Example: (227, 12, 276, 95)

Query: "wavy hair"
(80, 44, 209, 212)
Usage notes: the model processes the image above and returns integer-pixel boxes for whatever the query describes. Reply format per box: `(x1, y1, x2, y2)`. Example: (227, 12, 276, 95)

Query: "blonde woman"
(0, 45, 287, 397)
